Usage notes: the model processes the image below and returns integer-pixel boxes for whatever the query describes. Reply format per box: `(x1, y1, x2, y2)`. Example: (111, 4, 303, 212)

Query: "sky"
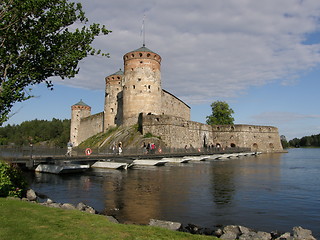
(5, 0, 320, 141)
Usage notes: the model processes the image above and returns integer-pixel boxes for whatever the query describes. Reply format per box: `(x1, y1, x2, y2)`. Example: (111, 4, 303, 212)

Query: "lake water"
(25, 148, 320, 238)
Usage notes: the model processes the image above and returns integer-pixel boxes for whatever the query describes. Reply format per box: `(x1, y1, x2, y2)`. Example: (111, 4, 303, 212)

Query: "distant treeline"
(288, 134, 320, 147)
(0, 119, 70, 147)
(281, 134, 320, 148)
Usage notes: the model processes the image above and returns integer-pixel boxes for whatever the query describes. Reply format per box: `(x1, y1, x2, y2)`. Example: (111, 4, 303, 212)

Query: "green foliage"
(0, 161, 28, 198)
(0, 118, 70, 147)
(280, 135, 289, 149)
(143, 132, 161, 139)
(288, 134, 320, 148)
(0, 0, 111, 125)
(206, 101, 235, 125)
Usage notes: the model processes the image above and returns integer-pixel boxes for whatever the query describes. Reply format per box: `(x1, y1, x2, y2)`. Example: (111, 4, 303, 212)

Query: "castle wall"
(142, 114, 283, 153)
(161, 90, 191, 120)
(77, 112, 104, 145)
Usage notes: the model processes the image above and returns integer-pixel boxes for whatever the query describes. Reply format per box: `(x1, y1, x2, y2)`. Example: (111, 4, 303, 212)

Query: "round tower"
(104, 69, 124, 130)
(70, 100, 91, 146)
(122, 45, 162, 126)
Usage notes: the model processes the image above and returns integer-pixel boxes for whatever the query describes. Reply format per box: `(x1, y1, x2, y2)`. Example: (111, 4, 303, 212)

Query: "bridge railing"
(0, 145, 252, 159)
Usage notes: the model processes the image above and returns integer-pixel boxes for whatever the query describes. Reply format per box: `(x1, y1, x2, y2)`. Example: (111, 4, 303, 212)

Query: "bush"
(0, 161, 28, 198)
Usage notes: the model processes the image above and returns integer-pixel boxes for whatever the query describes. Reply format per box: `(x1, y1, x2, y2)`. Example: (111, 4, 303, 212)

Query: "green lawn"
(0, 198, 218, 240)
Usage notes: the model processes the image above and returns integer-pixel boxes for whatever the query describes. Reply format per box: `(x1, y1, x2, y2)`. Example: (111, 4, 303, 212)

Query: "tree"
(206, 101, 234, 125)
(0, 160, 28, 198)
(280, 135, 289, 149)
(0, 0, 111, 125)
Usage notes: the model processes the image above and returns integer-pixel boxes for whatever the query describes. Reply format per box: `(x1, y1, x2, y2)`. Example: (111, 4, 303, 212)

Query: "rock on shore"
(148, 220, 317, 240)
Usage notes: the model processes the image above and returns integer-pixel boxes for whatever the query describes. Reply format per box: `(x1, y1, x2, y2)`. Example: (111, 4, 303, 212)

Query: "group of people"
(112, 142, 123, 155)
(142, 142, 156, 154)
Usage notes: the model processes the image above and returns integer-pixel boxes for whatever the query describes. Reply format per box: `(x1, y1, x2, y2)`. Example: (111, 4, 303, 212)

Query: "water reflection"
(211, 162, 235, 206)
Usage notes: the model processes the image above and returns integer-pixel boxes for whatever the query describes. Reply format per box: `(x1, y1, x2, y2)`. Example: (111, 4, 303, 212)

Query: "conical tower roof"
(126, 45, 157, 55)
(106, 69, 124, 78)
(73, 99, 90, 107)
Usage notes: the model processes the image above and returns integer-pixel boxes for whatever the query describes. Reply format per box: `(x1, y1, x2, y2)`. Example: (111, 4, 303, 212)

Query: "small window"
(148, 85, 151, 89)
(131, 54, 134, 57)
(139, 53, 143, 57)
(133, 85, 135, 89)
(140, 61, 143, 64)
(138, 78, 141, 81)
(147, 53, 150, 57)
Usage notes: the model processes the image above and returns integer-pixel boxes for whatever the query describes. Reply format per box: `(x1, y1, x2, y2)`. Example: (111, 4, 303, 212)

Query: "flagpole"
(142, 15, 146, 46)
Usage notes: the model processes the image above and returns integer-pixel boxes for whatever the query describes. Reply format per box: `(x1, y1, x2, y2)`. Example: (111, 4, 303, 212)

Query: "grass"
(0, 198, 217, 240)
(78, 126, 119, 148)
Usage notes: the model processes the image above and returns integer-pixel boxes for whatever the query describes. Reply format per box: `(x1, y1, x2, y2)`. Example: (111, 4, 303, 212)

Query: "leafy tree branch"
(0, 0, 111, 125)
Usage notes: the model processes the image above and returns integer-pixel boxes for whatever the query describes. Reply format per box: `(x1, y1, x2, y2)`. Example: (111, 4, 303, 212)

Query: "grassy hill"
(77, 124, 166, 153)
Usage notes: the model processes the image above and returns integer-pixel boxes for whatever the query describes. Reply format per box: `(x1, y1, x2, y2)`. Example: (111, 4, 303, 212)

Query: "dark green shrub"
(0, 161, 28, 198)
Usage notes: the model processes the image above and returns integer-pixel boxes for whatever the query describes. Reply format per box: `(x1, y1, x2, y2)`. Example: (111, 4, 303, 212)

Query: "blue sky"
(4, 0, 320, 141)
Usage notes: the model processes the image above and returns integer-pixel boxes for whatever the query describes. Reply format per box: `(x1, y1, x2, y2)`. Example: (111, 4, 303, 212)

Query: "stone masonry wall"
(142, 114, 283, 153)
(161, 90, 191, 120)
(77, 112, 104, 145)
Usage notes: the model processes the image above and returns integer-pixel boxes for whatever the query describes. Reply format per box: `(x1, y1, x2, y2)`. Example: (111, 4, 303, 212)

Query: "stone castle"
(70, 45, 283, 153)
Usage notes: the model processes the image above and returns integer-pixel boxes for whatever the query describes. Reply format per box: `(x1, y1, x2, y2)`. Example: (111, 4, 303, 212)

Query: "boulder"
(149, 219, 182, 231)
(275, 232, 291, 240)
(256, 231, 272, 240)
(76, 202, 96, 214)
(47, 203, 62, 208)
(184, 223, 202, 234)
(223, 225, 241, 235)
(84, 206, 96, 214)
(220, 231, 238, 240)
(76, 202, 87, 211)
(239, 231, 271, 240)
(292, 226, 316, 240)
(26, 189, 37, 201)
(61, 203, 76, 210)
(239, 225, 252, 235)
(105, 215, 119, 224)
(214, 228, 223, 237)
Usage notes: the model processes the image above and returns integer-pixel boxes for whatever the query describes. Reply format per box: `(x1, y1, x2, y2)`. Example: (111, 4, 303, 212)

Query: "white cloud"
(55, 0, 320, 105)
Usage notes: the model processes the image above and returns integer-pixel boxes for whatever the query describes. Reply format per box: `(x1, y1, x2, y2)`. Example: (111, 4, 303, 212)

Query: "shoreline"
(17, 189, 317, 240)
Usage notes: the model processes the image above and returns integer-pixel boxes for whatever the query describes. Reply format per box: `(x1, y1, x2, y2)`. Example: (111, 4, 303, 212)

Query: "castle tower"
(70, 100, 91, 146)
(122, 46, 162, 126)
(104, 69, 124, 130)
